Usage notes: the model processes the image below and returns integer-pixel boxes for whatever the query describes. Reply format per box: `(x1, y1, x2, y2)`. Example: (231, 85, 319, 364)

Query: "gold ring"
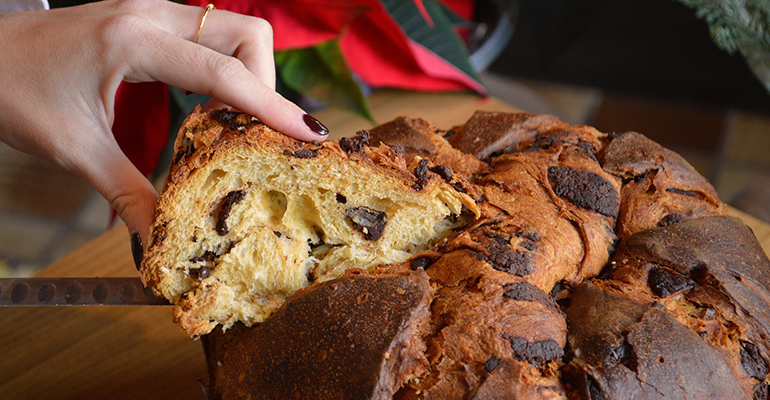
(193, 4, 215, 44)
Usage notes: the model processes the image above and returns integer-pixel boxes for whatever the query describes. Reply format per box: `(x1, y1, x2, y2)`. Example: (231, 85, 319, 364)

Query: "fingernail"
(303, 114, 329, 136)
(130, 232, 143, 271)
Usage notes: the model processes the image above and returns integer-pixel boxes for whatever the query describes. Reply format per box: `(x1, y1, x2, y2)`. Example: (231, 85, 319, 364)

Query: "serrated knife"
(0, 277, 170, 306)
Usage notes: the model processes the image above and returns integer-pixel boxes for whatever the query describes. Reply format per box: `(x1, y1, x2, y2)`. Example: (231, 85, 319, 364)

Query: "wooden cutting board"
(1, 91, 768, 399)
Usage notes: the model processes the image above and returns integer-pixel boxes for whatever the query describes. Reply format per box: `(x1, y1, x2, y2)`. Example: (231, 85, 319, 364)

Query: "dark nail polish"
(130, 232, 143, 271)
(303, 114, 329, 136)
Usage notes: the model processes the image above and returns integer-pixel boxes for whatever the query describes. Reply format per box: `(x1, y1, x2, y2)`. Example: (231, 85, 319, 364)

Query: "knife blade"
(0, 277, 170, 306)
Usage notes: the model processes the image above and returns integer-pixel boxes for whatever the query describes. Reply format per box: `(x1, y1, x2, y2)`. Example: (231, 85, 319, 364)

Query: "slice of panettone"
(140, 107, 478, 337)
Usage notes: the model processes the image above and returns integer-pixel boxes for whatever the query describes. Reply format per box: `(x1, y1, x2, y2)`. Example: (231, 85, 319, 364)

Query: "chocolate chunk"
(548, 166, 619, 217)
(339, 130, 371, 153)
(647, 265, 695, 298)
(520, 231, 541, 242)
(429, 165, 453, 181)
(214, 109, 249, 131)
(450, 181, 467, 193)
(659, 213, 686, 227)
(283, 147, 318, 159)
(413, 159, 431, 191)
(216, 190, 246, 236)
(189, 251, 217, 264)
(503, 281, 550, 303)
(741, 340, 769, 381)
(508, 336, 564, 365)
(484, 357, 501, 372)
(410, 257, 432, 270)
(666, 187, 700, 198)
(174, 137, 196, 164)
(483, 233, 534, 277)
(346, 206, 388, 241)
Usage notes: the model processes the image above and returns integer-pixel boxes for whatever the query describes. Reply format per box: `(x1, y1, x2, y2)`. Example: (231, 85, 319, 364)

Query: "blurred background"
(1, 0, 768, 277)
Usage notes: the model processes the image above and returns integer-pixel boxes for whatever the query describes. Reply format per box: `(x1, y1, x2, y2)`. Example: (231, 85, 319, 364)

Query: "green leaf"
(381, 0, 482, 84)
(275, 39, 374, 122)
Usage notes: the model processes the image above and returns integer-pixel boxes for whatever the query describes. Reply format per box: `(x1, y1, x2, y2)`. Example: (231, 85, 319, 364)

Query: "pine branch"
(673, 0, 770, 56)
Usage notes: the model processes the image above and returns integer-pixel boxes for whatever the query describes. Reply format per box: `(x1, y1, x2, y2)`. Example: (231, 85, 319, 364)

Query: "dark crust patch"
(741, 340, 770, 381)
(647, 265, 695, 298)
(547, 166, 619, 218)
(666, 187, 700, 198)
(283, 147, 319, 159)
(216, 190, 246, 236)
(345, 206, 388, 241)
(508, 336, 564, 365)
(339, 130, 371, 153)
(413, 159, 431, 191)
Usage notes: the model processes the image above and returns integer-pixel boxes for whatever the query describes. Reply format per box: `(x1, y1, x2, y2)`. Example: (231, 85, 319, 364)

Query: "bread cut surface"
(140, 108, 478, 336)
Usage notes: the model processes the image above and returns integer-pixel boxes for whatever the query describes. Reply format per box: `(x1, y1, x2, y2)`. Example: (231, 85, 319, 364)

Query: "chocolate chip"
(335, 193, 347, 204)
(345, 206, 387, 241)
(647, 265, 695, 298)
(198, 266, 211, 280)
(548, 166, 619, 218)
(484, 357, 501, 372)
(508, 336, 564, 365)
(339, 130, 370, 153)
(413, 159, 431, 191)
(216, 190, 246, 236)
(429, 165, 453, 181)
(740, 340, 769, 381)
(283, 147, 318, 159)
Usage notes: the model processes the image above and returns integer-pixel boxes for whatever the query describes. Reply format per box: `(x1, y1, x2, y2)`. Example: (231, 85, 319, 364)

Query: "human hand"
(0, 0, 329, 256)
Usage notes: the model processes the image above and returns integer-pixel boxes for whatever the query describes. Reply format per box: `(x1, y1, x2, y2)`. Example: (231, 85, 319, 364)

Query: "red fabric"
(437, 0, 474, 18)
(113, 82, 170, 176)
(186, 0, 481, 93)
(115, 0, 479, 177)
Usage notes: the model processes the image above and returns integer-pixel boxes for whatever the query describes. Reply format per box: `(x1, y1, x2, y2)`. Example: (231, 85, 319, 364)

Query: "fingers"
(71, 124, 159, 245)
(134, 29, 328, 141)
(119, 1, 327, 141)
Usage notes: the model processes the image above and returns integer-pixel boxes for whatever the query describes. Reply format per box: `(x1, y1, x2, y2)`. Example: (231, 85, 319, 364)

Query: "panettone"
(142, 108, 769, 399)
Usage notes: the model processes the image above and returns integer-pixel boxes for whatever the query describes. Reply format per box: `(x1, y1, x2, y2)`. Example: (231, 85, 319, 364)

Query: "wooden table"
(1, 91, 768, 399)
